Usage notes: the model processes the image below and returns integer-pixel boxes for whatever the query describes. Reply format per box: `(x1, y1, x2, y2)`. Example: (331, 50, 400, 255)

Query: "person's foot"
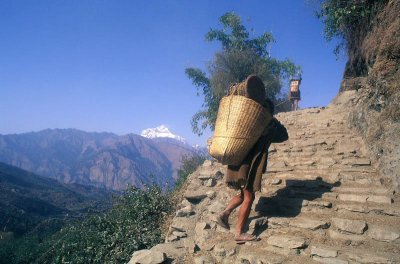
(216, 213, 230, 230)
(234, 233, 257, 244)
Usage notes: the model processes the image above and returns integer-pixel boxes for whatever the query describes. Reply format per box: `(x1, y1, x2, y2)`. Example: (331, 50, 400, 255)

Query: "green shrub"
(0, 184, 173, 264)
(316, 0, 387, 57)
(175, 155, 206, 190)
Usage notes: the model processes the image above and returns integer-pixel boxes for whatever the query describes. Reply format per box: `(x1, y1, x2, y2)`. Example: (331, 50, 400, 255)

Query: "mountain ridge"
(0, 128, 200, 190)
(0, 162, 113, 237)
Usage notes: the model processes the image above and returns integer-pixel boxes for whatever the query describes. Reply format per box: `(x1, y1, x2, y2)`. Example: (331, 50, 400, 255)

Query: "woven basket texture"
(209, 95, 272, 165)
(229, 75, 266, 104)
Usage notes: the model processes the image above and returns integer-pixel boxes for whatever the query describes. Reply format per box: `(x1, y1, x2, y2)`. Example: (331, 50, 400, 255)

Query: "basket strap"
(228, 83, 239, 96)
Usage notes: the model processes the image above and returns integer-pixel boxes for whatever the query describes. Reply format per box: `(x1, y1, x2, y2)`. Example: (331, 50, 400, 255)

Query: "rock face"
(0, 129, 199, 190)
(339, 0, 400, 190)
(128, 91, 400, 263)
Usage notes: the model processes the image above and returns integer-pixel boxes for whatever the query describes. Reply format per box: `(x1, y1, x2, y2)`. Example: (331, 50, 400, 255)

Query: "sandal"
(234, 233, 257, 244)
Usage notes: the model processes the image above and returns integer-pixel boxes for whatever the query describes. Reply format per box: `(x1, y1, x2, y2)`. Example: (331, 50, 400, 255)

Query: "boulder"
(267, 235, 307, 249)
(185, 192, 208, 203)
(337, 194, 368, 203)
(311, 246, 338, 258)
(176, 205, 195, 217)
(332, 218, 367, 234)
(205, 178, 216, 187)
(367, 226, 400, 242)
(248, 216, 268, 234)
(128, 249, 166, 264)
(290, 218, 330, 230)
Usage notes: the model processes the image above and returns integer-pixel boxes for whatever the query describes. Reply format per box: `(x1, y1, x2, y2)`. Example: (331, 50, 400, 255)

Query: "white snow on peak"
(140, 125, 187, 143)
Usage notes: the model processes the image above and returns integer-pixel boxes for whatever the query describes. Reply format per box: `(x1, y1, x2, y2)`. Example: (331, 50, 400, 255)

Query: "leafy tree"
(315, 0, 387, 75)
(186, 12, 301, 135)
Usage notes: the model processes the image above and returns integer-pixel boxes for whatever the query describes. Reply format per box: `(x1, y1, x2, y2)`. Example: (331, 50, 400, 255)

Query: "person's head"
(263, 98, 275, 115)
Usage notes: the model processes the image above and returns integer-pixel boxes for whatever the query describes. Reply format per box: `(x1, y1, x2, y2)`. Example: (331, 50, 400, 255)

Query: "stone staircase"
(128, 91, 400, 264)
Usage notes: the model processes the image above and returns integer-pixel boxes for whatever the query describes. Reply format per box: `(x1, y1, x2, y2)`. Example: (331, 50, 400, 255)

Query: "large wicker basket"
(209, 95, 272, 165)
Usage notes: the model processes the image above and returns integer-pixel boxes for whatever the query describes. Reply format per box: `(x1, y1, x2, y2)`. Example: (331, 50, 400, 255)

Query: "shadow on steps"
(254, 177, 341, 219)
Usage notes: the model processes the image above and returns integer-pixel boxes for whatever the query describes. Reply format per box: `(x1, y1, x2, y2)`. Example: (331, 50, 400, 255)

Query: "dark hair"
(263, 98, 275, 115)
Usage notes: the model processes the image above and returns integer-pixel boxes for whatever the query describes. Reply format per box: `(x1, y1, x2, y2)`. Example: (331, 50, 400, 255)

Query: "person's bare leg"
(291, 100, 294, 111)
(295, 99, 299, 110)
(235, 189, 256, 240)
(217, 190, 244, 229)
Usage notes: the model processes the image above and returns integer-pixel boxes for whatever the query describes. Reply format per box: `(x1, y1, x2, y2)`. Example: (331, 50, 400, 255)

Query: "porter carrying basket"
(209, 95, 272, 165)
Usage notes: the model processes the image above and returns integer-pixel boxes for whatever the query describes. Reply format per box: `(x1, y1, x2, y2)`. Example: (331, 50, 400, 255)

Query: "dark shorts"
(226, 163, 255, 192)
(225, 138, 260, 192)
(290, 91, 301, 100)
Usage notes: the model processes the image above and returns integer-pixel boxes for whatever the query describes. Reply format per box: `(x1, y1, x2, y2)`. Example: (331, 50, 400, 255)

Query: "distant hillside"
(0, 162, 112, 237)
(0, 129, 200, 190)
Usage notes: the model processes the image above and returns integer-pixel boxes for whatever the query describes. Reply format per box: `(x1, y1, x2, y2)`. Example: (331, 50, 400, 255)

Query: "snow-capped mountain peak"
(140, 125, 187, 143)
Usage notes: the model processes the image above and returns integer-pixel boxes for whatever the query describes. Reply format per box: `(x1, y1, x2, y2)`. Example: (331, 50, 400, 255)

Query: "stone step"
(334, 202, 400, 217)
(340, 251, 399, 264)
(136, 97, 400, 264)
(253, 196, 400, 226)
(270, 153, 371, 161)
(265, 216, 330, 231)
(292, 189, 394, 205)
(267, 201, 399, 222)
(337, 193, 393, 204)
(337, 171, 383, 185)
(255, 227, 399, 262)
(327, 228, 400, 246)
(233, 245, 290, 264)
(265, 169, 381, 182)
(310, 245, 400, 264)
(270, 152, 366, 161)
(255, 200, 399, 223)
(263, 175, 384, 190)
(310, 245, 348, 264)
(263, 178, 392, 195)
(266, 166, 377, 175)
(333, 186, 394, 195)
(301, 200, 400, 219)
(233, 242, 319, 263)
(331, 217, 367, 235)
(328, 218, 400, 244)
(280, 135, 364, 145)
(266, 234, 308, 250)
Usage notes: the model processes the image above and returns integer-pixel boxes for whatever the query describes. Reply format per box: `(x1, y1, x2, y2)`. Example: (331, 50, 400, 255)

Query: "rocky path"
(129, 91, 400, 264)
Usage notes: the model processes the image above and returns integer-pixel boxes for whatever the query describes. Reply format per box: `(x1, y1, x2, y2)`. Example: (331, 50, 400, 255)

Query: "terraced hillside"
(128, 91, 400, 264)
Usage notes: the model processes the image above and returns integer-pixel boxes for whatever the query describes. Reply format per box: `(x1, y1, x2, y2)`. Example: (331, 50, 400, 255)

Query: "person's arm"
(271, 118, 288, 143)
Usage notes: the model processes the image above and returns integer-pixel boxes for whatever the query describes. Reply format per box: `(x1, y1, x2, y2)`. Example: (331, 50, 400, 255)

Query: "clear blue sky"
(0, 0, 345, 145)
